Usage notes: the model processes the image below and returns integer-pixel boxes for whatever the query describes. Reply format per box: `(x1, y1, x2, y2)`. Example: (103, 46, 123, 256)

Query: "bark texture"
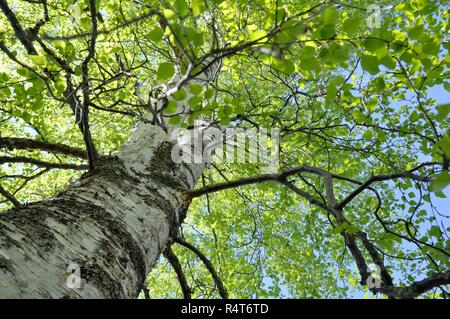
(0, 124, 204, 298)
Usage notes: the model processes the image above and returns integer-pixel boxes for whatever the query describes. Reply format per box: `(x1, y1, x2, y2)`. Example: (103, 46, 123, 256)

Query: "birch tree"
(0, 0, 449, 299)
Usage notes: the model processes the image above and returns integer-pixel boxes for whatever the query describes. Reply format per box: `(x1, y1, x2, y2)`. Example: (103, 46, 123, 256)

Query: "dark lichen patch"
(148, 142, 191, 190)
(142, 194, 179, 235)
(66, 202, 147, 292)
(80, 155, 140, 189)
(181, 162, 196, 184)
(0, 255, 13, 274)
(3, 195, 147, 296)
(142, 194, 173, 216)
(0, 206, 58, 254)
(151, 168, 187, 190)
(152, 142, 178, 172)
(0, 149, 186, 298)
(81, 263, 123, 298)
(97, 239, 116, 265)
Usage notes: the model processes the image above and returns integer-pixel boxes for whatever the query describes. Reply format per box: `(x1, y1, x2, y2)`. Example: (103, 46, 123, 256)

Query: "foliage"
(1, 0, 449, 298)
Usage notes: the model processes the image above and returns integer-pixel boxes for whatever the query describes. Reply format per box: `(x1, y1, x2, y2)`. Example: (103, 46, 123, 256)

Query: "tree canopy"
(1, 0, 449, 298)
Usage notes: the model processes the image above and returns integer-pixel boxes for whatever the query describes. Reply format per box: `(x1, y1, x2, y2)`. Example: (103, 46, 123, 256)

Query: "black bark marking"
(0, 207, 58, 255)
(0, 254, 13, 274)
(52, 199, 147, 296)
(149, 141, 191, 190)
(82, 263, 123, 298)
(0, 151, 190, 298)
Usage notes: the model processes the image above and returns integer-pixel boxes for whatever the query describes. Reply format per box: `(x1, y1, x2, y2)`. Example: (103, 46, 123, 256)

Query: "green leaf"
(164, 100, 178, 114)
(21, 112, 32, 123)
(174, 0, 189, 15)
(409, 0, 426, 11)
(275, 21, 305, 43)
(380, 55, 396, 70)
(148, 28, 164, 42)
(234, 103, 244, 114)
(249, 30, 267, 42)
(188, 96, 202, 110)
(321, 8, 338, 26)
(300, 57, 320, 71)
(189, 83, 203, 95)
(332, 46, 349, 64)
(373, 77, 386, 92)
(192, 0, 206, 17)
(168, 115, 181, 125)
(301, 46, 316, 58)
(361, 55, 380, 75)
(186, 27, 204, 46)
(363, 129, 373, 139)
(157, 62, 175, 81)
(430, 171, 450, 193)
(363, 39, 386, 52)
(436, 135, 450, 158)
(342, 17, 361, 35)
(271, 58, 295, 75)
(172, 88, 187, 101)
(54, 40, 66, 52)
(320, 25, 335, 39)
(31, 55, 46, 65)
(204, 88, 215, 99)
(346, 224, 360, 234)
(332, 222, 349, 234)
(163, 9, 176, 20)
(429, 226, 441, 238)
(435, 104, 450, 121)
(55, 79, 66, 93)
(409, 111, 420, 122)
(31, 98, 42, 111)
(435, 191, 447, 198)
(325, 82, 337, 105)
(80, 17, 91, 28)
(367, 97, 378, 112)
(444, 82, 450, 92)
(0, 72, 9, 83)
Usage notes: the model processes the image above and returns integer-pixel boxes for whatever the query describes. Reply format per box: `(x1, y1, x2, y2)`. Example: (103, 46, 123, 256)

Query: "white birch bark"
(0, 59, 220, 298)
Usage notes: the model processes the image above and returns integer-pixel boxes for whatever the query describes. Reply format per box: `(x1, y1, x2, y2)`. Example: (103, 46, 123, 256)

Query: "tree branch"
(0, 156, 88, 170)
(355, 231, 394, 287)
(0, 0, 37, 54)
(337, 169, 435, 210)
(188, 166, 321, 198)
(0, 183, 22, 208)
(163, 246, 192, 299)
(79, 0, 100, 170)
(378, 270, 450, 299)
(0, 137, 87, 159)
(174, 237, 228, 299)
(279, 180, 331, 212)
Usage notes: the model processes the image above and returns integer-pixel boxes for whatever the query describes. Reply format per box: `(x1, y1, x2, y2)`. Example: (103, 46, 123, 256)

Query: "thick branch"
(0, 0, 37, 54)
(174, 237, 228, 299)
(0, 184, 22, 208)
(163, 246, 191, 299)
(355, 231, 394, 287)
(379, 270, 450, 299)
(189, 166, 325, 198)
(64, 77, 98, 170)
(280, 180, 330, 212)
(0, 137, 87, 159)
(0, 156, 88, 170)
(337, 170, 434, 210)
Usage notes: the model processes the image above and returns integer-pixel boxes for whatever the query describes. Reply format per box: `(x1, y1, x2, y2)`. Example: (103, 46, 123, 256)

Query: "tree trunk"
(0, 123, 204, 298)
